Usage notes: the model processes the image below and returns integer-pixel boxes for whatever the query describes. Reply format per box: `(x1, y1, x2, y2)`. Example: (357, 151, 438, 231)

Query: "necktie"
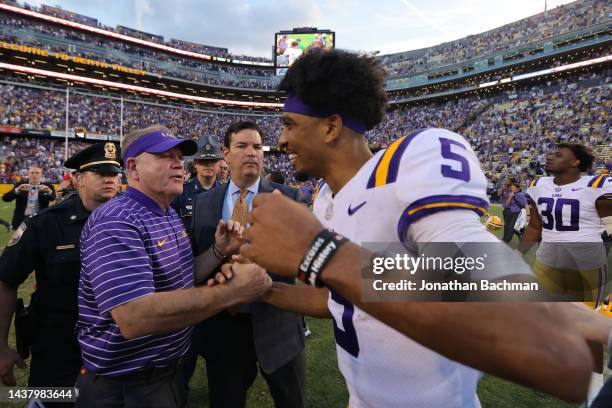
(231, 189, 248, 226)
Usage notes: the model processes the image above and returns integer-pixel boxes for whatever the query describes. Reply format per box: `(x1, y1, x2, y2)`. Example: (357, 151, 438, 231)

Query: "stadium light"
(0, 61, 283, 108)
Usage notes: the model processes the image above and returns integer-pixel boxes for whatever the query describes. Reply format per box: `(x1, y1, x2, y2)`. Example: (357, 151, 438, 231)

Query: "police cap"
(194, 135, 223, 161)
(64, 142, 122, 174)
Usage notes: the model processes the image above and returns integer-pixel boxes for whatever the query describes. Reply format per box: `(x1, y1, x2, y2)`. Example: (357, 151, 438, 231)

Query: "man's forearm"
(111, 284, 237, 339)
(194, 247, 223, 285)
(320, 242, 592, 403)
(260, 282, 331, 318)
(0, 282, 17, 349)
(518, 225, 540, 254)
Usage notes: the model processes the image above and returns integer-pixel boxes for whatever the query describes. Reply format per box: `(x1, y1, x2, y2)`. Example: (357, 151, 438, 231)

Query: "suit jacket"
(191, 178, 306, 373)
(2, 181, 56, 229)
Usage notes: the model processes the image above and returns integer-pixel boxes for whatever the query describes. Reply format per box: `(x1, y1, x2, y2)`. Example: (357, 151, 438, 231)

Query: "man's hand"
(15, 184, 29, 193)
(214, 220, 244, 256)
(39, 185, 52, 195)
(222, 262, 272, 304)
(0, 347, 26, 386)
(241, 192, 323, 277)
(565, 302, 612, 345)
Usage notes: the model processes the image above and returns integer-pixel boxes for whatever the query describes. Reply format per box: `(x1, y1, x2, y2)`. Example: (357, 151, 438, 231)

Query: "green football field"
(0, 202, 584, 407)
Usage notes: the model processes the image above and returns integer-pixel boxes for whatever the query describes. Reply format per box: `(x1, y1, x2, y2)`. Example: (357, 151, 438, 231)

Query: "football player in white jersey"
(228, 50, 604, 405)
(519, 143, 612, 405)
(520, 143, 611, 303)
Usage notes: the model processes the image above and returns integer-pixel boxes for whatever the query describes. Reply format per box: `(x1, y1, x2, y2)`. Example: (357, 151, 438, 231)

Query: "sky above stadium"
(25, 0, 577, 57)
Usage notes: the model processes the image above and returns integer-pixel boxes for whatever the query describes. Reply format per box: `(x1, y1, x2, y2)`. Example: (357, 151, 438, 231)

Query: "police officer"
(171, 135, 223, 230)
(0, 142, 121, 404)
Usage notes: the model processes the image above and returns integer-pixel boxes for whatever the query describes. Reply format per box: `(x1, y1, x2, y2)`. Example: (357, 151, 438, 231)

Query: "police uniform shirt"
(0, 194, 89, 316)
(171, 177, 219, 229)
(0, 193, 89, 384)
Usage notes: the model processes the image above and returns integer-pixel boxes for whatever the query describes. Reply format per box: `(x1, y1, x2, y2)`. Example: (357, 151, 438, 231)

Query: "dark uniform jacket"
(2, 181, 56, 229)
(171, 177, 219, 230)
(0, 193, 87, 386)
(191, 179, 306, 373)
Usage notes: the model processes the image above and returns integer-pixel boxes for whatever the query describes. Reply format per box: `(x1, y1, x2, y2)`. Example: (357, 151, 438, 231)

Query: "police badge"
(104, 142, 117, 159)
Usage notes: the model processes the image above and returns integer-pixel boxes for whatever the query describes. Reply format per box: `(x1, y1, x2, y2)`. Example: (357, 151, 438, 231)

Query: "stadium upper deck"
(0, 0, 608, 97)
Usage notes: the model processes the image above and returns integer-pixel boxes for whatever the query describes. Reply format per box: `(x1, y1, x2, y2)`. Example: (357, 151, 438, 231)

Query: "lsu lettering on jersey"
(526, 175, 611, 303)
(313, 128, 489, 407)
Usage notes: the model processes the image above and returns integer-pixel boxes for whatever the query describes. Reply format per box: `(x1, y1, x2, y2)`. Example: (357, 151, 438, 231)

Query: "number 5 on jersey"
(440, 137, 470, 182)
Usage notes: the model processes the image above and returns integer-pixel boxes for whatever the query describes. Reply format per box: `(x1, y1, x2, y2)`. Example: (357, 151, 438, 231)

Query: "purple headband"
(122, 129, 198, 161)
(283, 94, 368, 134)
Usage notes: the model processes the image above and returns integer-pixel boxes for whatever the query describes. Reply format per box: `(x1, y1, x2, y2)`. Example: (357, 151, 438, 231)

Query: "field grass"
(0, 202, 587, 407)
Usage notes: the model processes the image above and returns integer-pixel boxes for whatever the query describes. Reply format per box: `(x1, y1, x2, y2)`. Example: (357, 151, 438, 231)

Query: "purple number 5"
(440, 137, 470, 182)
(330, 289, 360, 358)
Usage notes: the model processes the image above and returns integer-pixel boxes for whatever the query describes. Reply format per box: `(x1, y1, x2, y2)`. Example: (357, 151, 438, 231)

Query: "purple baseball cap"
(122, 129, 198, 161)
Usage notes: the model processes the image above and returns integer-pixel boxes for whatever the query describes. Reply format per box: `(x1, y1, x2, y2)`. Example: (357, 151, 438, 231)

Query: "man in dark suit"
(2, 166, 55, 230)
(190, 121, 305, 408)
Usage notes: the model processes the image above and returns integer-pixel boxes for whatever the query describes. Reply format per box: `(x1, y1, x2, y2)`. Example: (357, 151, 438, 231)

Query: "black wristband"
(297, 229, 348, 288)
(212, 243, 226, 260)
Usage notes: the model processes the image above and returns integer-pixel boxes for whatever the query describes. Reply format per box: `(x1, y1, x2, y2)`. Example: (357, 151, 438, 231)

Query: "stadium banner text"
(0, 41, 146, 76)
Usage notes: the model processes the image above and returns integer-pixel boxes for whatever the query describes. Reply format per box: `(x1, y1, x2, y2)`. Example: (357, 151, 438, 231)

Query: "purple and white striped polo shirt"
(77, 186, 194, 377)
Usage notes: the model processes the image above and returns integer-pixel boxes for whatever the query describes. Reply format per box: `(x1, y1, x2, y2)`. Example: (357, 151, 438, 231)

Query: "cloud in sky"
(27, 0, 577, 56)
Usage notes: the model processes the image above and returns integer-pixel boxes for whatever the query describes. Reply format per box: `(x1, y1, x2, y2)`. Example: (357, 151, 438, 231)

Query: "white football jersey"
(526, 175, 611, 243)
(313, 128, 490, 407)
(526, 175, 611, 269)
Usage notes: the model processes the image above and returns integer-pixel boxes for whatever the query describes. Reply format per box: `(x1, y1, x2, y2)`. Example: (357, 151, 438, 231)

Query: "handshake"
(204, 219, 272, 305)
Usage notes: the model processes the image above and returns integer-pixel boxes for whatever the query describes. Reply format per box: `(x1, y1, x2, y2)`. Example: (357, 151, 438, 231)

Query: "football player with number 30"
(520, 143, 612, 405)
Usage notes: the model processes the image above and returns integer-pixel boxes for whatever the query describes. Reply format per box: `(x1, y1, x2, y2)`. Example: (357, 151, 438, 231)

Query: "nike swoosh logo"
(572, 188, 583, 191)
(157, 238, 168, 247)
(348, 201, 367, 216)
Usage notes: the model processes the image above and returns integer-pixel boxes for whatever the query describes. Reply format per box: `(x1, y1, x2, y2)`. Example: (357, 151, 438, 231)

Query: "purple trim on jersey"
(386, 129, 427, 185)
(77, 185, 194, 377)
(594, 176, 607, 188)
(396, 194, 489, 242)
(366, 128, 429, 189)
(366, 153, 386, 189)
(588, 175, 603, 188)
(283, 94, 367, 134)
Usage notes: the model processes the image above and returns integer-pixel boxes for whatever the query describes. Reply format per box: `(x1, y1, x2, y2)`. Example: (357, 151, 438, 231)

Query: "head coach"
(75, 124, 271, 408)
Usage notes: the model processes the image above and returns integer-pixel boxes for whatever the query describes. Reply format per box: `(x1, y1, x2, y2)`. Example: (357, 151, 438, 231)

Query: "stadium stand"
(0, 0, 609, 201)
(0, 64, 608, 194)
(381, 0, 610, 77)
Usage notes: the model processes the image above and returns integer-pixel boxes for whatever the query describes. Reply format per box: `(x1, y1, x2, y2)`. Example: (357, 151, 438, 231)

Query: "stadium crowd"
(0, 66, 609, 200)
(0, 136, 88, 183)
(381, 0, 610, 77)
(0, 0, 607, 91)
(0, 13, 278, 90)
